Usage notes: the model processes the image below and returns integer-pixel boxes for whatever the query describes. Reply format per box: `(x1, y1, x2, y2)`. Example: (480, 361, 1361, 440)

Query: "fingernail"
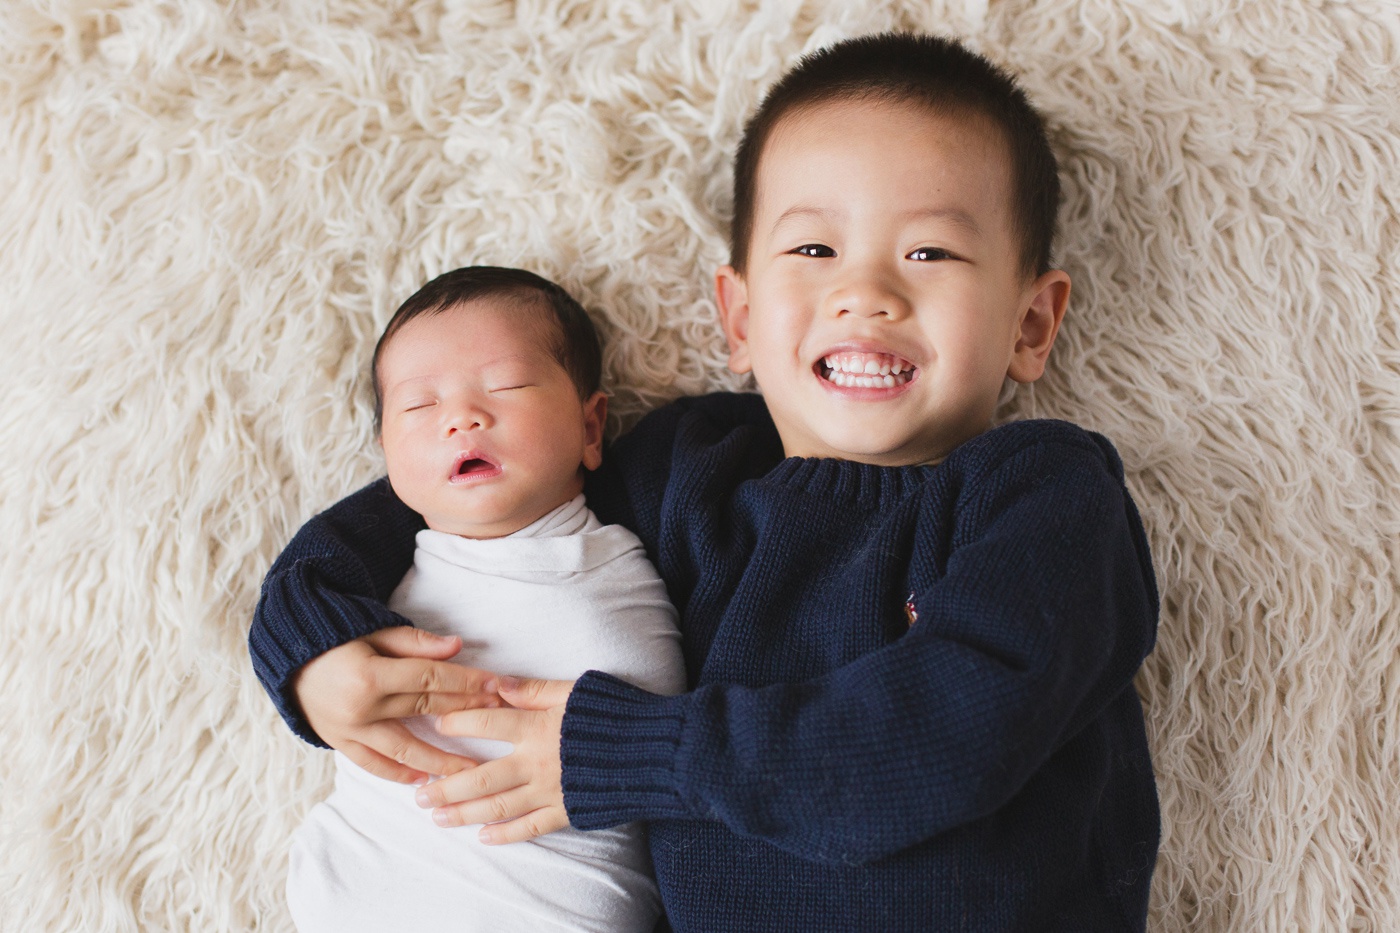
(482, 678, 498, 694)
(478, 828, 494, 844)
(432, 809, 452, 827)
(415, 788, 431, 808)
(412, 775, 429, 787)
(498, 675, 520, 691)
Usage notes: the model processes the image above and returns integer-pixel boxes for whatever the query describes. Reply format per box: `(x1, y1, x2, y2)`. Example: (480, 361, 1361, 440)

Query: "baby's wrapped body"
(288, 497, 685, 933)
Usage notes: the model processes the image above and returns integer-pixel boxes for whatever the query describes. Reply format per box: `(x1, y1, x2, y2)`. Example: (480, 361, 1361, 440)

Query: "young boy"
(281, 266, 685, 933)
(252, 33, 1160, 931)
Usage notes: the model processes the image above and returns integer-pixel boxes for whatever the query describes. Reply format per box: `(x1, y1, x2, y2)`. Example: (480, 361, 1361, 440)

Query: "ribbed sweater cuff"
(561, 671, 692, 830)
(250, 566, 401, 747)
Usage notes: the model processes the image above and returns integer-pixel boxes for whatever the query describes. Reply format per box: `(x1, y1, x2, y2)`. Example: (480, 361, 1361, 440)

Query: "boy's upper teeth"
(823, 352, 912, 376)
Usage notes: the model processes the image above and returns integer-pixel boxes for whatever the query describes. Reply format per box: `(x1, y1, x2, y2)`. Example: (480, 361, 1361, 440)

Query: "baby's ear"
(581, 391, 607, 472)
(1007, 270, 1070, 383)
(714, 266, 753, 375)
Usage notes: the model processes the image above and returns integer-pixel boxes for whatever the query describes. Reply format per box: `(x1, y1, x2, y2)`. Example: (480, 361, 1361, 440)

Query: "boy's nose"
(829, 274, 911, 320)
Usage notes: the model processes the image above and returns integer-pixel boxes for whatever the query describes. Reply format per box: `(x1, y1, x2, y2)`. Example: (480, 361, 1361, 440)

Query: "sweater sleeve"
(560, 437, 1157, 865)
(249, 477, 425, 746)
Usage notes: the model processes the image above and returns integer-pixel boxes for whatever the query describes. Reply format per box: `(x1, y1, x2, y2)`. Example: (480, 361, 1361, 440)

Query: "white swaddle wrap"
(288, 496, 685, 933)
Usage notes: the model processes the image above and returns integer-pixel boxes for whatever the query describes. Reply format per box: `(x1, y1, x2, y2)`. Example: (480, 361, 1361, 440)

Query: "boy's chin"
(781, 422, 973, 467)
(782, 433, 923, 467)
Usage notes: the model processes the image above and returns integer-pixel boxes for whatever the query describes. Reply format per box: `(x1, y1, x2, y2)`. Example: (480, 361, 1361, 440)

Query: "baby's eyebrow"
(479, 354, 548, 377)
(385, 374, 435, 394)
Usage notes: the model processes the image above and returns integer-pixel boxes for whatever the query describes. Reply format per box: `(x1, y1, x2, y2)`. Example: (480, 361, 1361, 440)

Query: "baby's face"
(377, 300, 605, 538)
(716, 97, 1068, 466)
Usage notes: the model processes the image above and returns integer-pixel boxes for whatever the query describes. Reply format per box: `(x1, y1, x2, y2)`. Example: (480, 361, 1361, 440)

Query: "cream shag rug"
(2, 1, 1397, 930)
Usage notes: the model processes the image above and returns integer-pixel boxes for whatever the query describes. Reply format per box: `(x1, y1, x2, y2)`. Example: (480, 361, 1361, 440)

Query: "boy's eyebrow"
(769, 205, 984, 236)
(770, 206, 836, 230)
(899, 206, 983, 236)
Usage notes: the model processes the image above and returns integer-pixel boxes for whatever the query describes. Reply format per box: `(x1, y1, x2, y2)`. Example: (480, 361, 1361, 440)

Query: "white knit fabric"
(286, 496, 684, 933)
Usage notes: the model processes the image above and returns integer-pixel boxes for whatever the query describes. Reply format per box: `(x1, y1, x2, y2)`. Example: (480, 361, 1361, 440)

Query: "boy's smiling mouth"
(818, 351, 917, 389)
(449, 451, 503, 483)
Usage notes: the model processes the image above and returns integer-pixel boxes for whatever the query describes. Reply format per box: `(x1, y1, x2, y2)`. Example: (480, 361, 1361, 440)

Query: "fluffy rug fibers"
(1, 1, 1397, 930)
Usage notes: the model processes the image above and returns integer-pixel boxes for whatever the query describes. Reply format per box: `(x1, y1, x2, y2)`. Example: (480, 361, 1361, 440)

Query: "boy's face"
(716, 97, 1069, 466)
(377, 300, 605, 538)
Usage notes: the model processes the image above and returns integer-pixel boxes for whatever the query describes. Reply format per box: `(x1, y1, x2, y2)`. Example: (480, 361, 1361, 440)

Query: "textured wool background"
(1, 1, 1397, 930)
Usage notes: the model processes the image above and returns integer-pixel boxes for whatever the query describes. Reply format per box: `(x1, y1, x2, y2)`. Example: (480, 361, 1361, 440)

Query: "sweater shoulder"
(588, 392, 780, 546)
(618, 391, 783, 485)
(633, 391, 775, 446)
(935, 419, 1157, 617)
(943, 419, 1127, 487)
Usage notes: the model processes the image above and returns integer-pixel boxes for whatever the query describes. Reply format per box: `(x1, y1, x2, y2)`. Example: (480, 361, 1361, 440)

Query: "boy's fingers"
(477, 807, 571, 845)
(338, 741, 430, 785)
(364, 657, 500, 714)
(362, 722, 478, 778)
(372, 690, 503, 720)
(429, 783, 548, 830)
(497, 675, 574, 710)
(416, 754, 523, 810)
(363, 625, 462, 660)
(436, 706, 527, 742)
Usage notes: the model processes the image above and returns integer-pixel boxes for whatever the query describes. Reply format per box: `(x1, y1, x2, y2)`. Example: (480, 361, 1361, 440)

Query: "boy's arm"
(250, 478, 498, 782)
(250, 395, 717, 785)
(554, 437, 1157, 864)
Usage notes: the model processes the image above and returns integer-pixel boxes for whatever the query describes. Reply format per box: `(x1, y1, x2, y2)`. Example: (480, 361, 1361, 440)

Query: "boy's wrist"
(560, 671, 692, 829)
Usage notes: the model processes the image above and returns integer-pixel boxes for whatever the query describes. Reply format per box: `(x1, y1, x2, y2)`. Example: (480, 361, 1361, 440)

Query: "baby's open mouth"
(818, 352, 916, 389)
(457, 458, 493, 475)
(451, 454, 501, 481)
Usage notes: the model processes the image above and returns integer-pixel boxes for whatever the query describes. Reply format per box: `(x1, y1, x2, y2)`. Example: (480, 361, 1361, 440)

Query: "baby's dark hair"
(371, 266, 602, 434)
(730, 32, 1060, 279)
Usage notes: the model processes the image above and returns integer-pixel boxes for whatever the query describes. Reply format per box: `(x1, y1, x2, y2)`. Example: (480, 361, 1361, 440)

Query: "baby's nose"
(443, 401, 491, 434)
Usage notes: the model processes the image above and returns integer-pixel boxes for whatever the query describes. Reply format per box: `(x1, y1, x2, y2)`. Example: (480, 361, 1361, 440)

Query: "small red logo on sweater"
(904, 592, 919, 627)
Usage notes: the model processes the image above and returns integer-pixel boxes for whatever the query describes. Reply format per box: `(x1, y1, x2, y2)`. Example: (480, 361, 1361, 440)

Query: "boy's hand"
(293, 626, 503, 784)
(415, 676, 575, 844)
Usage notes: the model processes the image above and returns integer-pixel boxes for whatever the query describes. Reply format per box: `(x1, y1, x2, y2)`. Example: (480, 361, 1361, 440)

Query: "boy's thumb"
(364, 625, 461, 660)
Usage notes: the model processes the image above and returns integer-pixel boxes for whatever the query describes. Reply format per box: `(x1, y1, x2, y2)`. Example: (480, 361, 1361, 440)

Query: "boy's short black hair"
(371, 266, 602, 434)
(730, 32, 1060, 279)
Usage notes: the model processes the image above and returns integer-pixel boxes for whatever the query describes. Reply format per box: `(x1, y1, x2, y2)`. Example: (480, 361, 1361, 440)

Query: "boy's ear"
(1007, 270, 1071, 383)
(581, 391, 607, 472)
(714, 265, 753, 374)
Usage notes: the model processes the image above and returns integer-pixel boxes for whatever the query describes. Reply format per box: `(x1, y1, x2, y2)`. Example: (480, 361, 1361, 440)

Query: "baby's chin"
(418, 503, 538, 539)
(420, 488, 584, 540)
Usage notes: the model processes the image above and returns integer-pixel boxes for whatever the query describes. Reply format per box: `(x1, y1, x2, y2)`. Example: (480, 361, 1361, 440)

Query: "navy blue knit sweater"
(251, 392, 1160, 931)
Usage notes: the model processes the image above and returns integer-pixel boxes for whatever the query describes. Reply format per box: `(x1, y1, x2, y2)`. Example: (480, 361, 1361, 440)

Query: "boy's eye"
(491, 384, 532, 392)
(907, 246, 953, 262)
(791, 243, 835, 258)
(403, 400, 435, 412)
